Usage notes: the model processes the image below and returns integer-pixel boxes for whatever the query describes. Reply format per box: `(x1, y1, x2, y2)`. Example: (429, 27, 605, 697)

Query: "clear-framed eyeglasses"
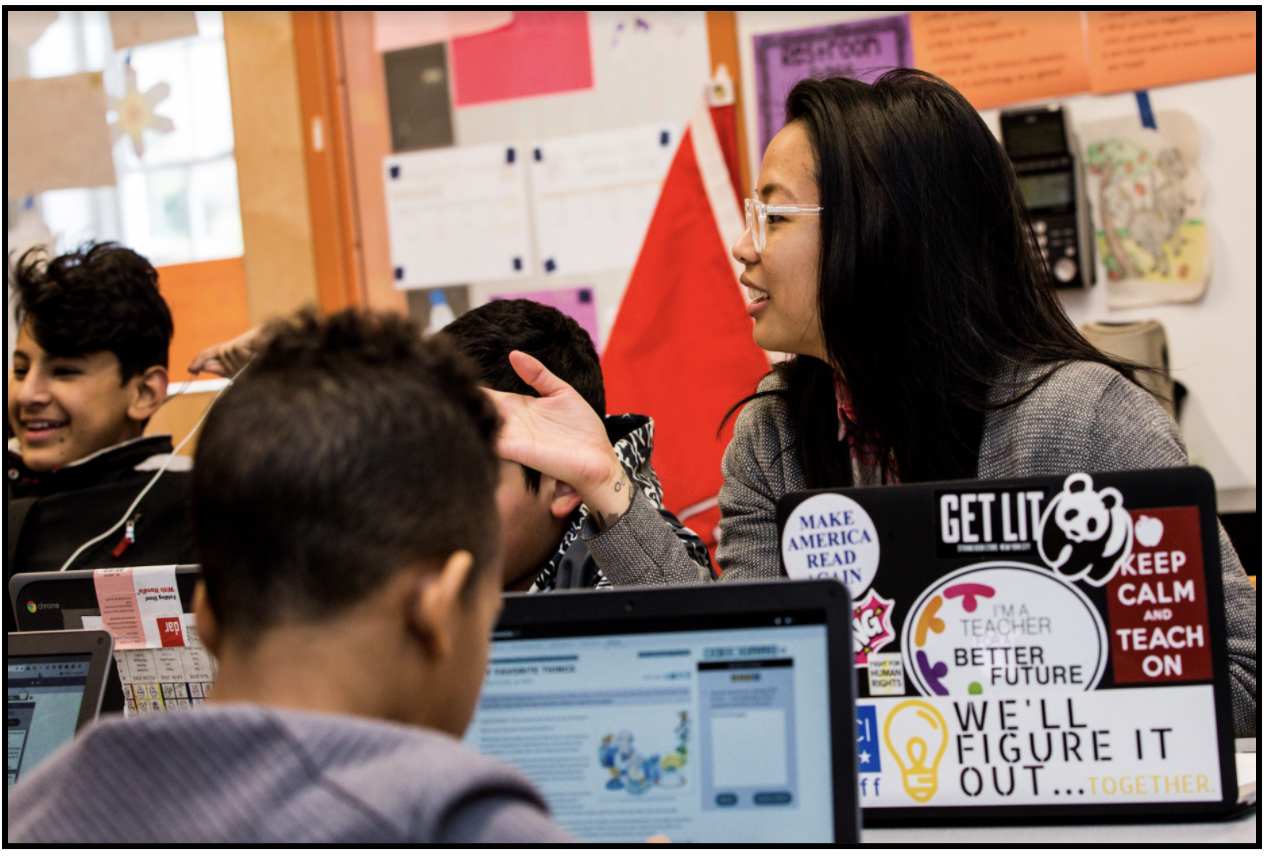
(744, 196, 824, 253)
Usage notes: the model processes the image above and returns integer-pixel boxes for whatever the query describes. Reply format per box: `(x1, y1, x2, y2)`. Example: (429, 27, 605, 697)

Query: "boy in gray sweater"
(7, 310, 572, 844)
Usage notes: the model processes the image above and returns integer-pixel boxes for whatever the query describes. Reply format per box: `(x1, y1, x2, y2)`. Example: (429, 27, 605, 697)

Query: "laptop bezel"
(9, 565, 202, 633)
(7, 628, 116, 736)
(775, 465, 1241, 824)
(493, 578, 861, 844)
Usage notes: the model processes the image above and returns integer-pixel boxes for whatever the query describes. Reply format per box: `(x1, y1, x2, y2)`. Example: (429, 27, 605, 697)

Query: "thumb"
(507, 350, 573, 399)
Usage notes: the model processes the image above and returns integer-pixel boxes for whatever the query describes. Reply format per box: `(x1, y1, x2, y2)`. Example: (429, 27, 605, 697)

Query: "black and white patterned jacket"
(528, 414, 714, 591)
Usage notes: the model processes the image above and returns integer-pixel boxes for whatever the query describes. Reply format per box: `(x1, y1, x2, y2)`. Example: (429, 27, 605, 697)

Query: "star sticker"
(109, 63, 174, 157)
(859, 750, 871, 765)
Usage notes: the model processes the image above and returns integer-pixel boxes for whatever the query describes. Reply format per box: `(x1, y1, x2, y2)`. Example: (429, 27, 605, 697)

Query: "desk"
(864, 808, 1256, 844)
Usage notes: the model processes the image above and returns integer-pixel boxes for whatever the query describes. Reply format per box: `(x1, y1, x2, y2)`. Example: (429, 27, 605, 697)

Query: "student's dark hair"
(192, 309, 501, 638)
(10, 241, 173, 381)
(734, 70, 1141, 488)
(439, 298, 605, 492)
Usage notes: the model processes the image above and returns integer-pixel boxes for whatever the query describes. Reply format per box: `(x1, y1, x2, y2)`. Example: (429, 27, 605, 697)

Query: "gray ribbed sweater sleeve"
(584, 488, 713, 586)
(716, 376, 799, 583)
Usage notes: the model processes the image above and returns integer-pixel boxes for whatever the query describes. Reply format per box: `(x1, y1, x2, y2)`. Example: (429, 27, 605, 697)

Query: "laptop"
(7, 629, 118, 790)
(776, 466, 1242, 823)
(465, 579, 859, 843)
(10, 566, 215, 715)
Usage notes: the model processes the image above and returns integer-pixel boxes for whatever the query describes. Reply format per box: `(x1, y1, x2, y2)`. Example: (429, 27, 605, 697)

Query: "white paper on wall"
(528, 125, 678, 277)
(384, 143, 532, 289)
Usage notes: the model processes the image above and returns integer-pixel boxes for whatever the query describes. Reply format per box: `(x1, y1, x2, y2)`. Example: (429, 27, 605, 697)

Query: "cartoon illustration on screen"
(598, 711, 690, 794)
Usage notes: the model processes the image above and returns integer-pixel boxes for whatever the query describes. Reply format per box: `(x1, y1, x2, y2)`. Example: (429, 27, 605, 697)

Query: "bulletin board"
(735, 10, 1258, 513)
(344, 10, 714, 351)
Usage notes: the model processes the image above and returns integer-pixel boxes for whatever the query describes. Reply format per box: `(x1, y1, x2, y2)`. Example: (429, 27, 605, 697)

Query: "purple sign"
(753, 15, 913, 166)
(489, 286, 603, 353)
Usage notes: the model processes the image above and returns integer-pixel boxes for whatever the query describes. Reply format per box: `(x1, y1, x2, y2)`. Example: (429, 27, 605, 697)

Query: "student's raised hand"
(486, 351, 634, 531)
(188, 327, 263, 378)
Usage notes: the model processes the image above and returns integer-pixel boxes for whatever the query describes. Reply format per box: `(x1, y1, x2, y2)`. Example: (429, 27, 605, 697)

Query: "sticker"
(857, 705, 882, 773)
(781, 493, 880, 597)
(860, 685, 1222, 808)
(884, 699, 949, 803)
(901, 562, 1108, 697)
(1037, 473, 1134, 586)
(853, 589, 896, 667)
(868, 653, 906, 696)
(936, 487, 1048, 558)
(1106, 507, 1212, 684)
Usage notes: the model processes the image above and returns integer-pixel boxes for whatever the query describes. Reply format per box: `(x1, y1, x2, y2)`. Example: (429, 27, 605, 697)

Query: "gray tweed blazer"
(589, 360, 1257, 737)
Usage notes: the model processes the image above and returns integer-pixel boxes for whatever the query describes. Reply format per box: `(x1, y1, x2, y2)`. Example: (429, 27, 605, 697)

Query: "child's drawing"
(1081, 111, 1209, 308)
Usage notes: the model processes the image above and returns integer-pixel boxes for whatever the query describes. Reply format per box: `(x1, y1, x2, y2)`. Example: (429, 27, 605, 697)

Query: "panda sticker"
(1037, 473, 1133, 587)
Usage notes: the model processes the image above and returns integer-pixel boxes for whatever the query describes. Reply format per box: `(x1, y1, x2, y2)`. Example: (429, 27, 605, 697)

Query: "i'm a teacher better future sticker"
(782, 493, 880, 598)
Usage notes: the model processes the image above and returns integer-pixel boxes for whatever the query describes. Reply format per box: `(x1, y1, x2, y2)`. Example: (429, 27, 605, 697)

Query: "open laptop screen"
(466, 604, 839, 843)
(7, 653, 93, 789)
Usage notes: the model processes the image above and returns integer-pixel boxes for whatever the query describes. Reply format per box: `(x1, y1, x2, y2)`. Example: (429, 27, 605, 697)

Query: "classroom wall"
(342, 10, 715, 348)
(736, 10, 1257, 512)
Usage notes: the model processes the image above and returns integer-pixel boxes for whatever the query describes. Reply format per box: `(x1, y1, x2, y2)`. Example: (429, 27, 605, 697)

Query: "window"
(14, 10, 243, 265)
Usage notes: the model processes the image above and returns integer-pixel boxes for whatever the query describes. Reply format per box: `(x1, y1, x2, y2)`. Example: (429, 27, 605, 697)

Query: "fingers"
(507, 350, 573, 398)
(188, 349, 230, 378)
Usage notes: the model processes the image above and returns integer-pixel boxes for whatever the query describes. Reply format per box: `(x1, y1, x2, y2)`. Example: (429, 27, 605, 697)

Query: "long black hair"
(739, 70, 1140, 488)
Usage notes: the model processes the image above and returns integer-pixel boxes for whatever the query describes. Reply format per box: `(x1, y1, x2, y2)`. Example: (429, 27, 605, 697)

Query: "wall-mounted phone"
(1001, 105, 1095, 289)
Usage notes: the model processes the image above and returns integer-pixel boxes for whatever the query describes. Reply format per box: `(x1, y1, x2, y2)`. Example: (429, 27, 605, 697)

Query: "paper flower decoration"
(109, 63, 173, 157)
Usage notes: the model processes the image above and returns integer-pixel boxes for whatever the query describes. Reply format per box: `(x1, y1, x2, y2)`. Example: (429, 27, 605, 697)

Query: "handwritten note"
(1086, 10, 1257, 94)
(909, 11, 1090, 110)
(528, 125, 677, 277)
(383, 143, 532, 289)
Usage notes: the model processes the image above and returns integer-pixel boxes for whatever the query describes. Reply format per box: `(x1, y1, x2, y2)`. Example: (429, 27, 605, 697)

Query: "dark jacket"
(529, 414, 714, 591)
(6, 435, 197, 598)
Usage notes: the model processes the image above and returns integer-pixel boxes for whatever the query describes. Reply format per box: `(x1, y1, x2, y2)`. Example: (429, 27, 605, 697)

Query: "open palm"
(485, 351, 620, 495)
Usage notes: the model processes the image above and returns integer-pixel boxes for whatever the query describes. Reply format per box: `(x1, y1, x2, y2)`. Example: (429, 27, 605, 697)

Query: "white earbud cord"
(57, 358, 254, 572)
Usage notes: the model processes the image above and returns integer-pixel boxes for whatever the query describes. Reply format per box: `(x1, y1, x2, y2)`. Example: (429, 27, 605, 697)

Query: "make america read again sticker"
(782, 493, 880, 597)
(901, 562, 1107, 697)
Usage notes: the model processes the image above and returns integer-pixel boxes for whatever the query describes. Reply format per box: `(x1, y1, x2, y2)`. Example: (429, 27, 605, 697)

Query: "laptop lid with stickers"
(776, 466, 1239, 823)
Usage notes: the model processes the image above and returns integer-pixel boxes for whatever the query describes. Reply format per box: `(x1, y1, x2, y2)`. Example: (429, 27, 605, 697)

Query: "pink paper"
(374, 10, 512, 54)
(93, 568, 147, 649)
(489, 287, 602, 353)
(450, 10, 593, 107)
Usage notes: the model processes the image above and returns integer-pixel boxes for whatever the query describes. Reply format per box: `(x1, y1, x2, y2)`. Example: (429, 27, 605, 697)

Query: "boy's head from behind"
(8, 242, 173, 471)
(191, 309, 503, 735)
(440, 299, 605, 590)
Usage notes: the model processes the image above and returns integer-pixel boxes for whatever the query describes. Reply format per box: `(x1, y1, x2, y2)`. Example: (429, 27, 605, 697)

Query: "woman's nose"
(732, 224, 758, 265)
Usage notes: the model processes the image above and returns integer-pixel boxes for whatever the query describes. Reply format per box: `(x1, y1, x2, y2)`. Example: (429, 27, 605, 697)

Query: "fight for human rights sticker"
(901, 562, 1108, 697)
(782, 493, 880, 598)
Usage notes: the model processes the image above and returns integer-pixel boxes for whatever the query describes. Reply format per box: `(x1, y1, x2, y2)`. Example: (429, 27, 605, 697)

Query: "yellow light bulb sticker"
(883, 700, 949, 803)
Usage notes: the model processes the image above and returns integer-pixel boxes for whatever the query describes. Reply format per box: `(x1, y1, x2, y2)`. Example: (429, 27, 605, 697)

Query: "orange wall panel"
(157, 256, 252, 383)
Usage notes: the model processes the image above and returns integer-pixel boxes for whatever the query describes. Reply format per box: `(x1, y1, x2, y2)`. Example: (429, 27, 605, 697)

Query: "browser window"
(465, 613, 834, 843)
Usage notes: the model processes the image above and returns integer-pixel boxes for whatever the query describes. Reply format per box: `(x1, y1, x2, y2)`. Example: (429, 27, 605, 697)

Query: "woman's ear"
(548, 479, 583, 520)
(409, 551, 476, 662)
(128, 365, 169, 423)
(192, 581, 220, 659)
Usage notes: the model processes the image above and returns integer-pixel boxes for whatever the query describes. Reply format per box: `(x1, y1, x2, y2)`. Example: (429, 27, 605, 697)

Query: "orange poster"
(1086, 10, 1257, 94)
(910, 11, 1090, 110)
